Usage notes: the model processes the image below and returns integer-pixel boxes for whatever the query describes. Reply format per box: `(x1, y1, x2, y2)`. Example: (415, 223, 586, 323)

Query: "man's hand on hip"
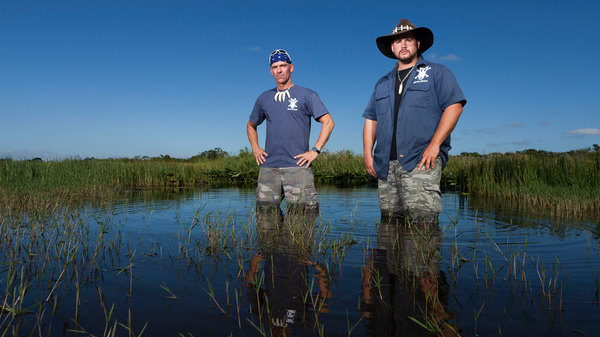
(252, 148, 268, 165)
(418, 144, 440, 172)
(294, 150, 318, 168)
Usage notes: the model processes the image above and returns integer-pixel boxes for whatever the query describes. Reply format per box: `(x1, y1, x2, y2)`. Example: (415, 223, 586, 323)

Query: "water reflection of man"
(245, 212, 332, 336)
(361, 221, 458, 336)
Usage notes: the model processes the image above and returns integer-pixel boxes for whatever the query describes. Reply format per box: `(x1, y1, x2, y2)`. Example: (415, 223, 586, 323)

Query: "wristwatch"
(311, 147, 321, 154)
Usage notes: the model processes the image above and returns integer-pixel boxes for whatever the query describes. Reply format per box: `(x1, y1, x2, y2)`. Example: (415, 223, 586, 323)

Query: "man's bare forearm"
(294, 114, 335, 168)
(430, 103, 463, 149)
(363, 119, 377, 156)
(247, 120, 268, 165)
(418, 103, 463, 171)
(314, 113, 335, 151)
(246, 121, 260, 150)
(363, 119, 378, 177)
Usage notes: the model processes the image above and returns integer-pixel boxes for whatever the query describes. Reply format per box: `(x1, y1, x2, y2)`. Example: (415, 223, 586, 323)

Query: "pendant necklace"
(397, 66, 414, 94)
(274, 86, 292, 102)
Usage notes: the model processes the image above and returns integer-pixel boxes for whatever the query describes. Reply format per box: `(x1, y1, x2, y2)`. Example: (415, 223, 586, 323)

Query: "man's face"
(269, 61, 294, 85)
(391, 33, 420, 64)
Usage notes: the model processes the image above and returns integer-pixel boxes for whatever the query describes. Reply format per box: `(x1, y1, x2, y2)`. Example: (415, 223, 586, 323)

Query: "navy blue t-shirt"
(250, 85, 329, 168)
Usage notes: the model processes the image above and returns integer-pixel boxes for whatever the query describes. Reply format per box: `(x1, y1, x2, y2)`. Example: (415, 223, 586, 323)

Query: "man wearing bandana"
(247, 49, 334, 214)
(363, 19, 466, 223)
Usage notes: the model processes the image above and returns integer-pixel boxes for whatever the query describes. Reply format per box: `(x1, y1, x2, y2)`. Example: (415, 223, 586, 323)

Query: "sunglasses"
(270, 49, 288, 56)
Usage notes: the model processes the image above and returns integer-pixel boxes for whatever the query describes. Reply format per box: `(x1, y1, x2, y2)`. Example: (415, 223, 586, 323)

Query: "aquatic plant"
(2, 147, 599, 217)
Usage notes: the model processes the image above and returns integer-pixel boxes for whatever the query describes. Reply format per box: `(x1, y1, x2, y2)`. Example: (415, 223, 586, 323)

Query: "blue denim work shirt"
(362, 57, 466, 181)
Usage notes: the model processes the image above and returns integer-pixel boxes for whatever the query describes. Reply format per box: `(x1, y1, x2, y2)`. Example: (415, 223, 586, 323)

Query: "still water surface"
(85, 187, 600, 337)
(8, 187, 600, 336)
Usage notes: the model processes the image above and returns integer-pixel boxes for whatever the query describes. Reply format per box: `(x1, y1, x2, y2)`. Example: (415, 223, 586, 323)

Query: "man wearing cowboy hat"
(247, 49, 334, 215)
(363, 19, 466, 222)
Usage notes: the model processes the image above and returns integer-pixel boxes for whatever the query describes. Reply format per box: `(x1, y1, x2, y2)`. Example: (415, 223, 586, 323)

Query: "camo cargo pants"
(256, 167, 319, 213)
(378, 158, 442, 222)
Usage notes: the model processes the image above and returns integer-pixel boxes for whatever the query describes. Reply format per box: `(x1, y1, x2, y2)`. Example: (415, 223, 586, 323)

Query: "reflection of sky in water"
(78, 187, 599, 336)
(90, 187, 599, 270)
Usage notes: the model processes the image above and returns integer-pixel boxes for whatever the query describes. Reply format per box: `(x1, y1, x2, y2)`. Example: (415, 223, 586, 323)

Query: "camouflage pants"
(256, 167, 319, 213)
(378, 158, 442, 222)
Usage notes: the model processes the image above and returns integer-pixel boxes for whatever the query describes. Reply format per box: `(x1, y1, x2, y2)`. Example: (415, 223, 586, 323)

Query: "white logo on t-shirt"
(413, 66, 431, 84)
(287, 98, 298, 111)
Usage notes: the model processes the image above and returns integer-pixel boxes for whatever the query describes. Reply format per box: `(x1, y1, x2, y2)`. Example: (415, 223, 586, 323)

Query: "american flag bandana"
(269, 50, 292, 66)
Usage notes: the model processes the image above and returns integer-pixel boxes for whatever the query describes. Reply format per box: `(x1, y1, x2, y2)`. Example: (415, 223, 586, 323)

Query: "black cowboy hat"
(376, 18, 434, 59)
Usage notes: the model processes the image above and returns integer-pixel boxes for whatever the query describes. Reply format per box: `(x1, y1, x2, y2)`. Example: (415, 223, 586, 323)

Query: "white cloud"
(461, 128, 495, 135)
(475, 128, 495, 134)
(439, 54, 460, 61)
(428, 53, 460, 61)
(505, 140, 529, 146)
(565, 128, 600, 136)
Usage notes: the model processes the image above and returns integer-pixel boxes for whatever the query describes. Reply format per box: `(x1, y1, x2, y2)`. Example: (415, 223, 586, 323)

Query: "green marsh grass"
(3, 147, 600, 217)
(0, 150, 370, 215)
(443, 148, 600, 218)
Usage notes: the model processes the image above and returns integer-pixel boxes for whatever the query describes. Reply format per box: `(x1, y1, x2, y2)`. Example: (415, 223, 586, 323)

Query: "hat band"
(392, 25, 414, 34)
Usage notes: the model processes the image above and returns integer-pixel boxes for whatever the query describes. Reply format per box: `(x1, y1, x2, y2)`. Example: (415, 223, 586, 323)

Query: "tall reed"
(443, 148, 600, 217)
(2, 147, 599, 216)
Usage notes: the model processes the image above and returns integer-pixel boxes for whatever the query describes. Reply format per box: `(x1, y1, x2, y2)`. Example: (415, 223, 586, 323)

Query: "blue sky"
(2, 0, 599, 159)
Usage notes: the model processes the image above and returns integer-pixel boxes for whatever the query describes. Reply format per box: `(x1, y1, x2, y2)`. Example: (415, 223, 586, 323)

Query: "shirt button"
(398, 154, 404, 158)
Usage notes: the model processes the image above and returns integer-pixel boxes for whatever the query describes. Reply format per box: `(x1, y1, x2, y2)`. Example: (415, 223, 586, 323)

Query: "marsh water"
(2, 187, 599, 336)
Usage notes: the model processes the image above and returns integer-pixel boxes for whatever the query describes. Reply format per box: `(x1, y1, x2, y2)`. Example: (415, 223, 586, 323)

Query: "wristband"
(311, 147, 321, 154)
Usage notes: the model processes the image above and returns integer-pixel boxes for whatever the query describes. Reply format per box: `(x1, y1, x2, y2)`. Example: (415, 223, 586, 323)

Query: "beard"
(397, 49, 418, 64)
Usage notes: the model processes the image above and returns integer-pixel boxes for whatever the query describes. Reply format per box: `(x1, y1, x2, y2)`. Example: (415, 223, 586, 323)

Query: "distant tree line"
(3, 144, 599, 163)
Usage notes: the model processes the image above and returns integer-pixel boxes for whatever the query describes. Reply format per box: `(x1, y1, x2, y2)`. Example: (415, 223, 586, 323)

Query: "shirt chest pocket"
(374, 90, 391, 119)
(405, 83, 432, 108)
